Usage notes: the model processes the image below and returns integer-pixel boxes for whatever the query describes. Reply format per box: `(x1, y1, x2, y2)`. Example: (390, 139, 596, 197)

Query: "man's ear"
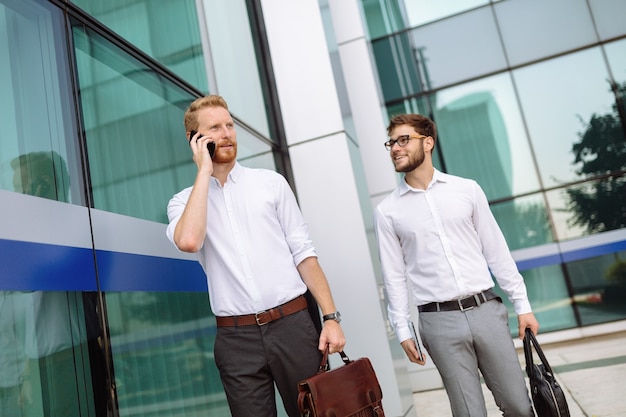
(424, 136, 435, 152)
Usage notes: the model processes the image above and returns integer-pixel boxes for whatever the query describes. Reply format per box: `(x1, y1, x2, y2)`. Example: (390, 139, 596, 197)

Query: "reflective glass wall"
(364, 0, 626, 333)
(1, 0, 282, 416)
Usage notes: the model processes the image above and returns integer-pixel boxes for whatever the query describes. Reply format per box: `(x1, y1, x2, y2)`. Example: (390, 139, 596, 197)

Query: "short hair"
(183, 95, 230, 131)
(387, 114, 437, 145)
(10, 151, 70, 201)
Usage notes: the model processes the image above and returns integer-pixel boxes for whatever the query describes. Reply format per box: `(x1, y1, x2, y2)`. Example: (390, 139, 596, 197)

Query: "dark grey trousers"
(419, 299, 534, 417)
(214, 310, 322, 417)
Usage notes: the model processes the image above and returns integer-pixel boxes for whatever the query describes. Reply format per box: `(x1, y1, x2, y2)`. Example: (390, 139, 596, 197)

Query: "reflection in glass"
(71, 0, 208, 93)
(72, 21, 201, 224)
(0, 291, 29, 417)
(588, 0, 626, 41)
(490, 194, 553, 251)
(0, 290, 107, 417)
(432, 73, 540, 200)
(8, 142, 108, 416)
(0, 0, 83, 205)
(566, 250, 626, 326)
(405, 7, 505, 89)
(202, 0, 271, 138)
(402, 0, 488, 29)
(371, 6, 507, 100)
(11, 152, 70, 203)
(372, 33, 425, 103)
(494, 0, 596, 67)
(494, 264, 576, 336)
(545, 188, 586, 241)
(106, 292, 227, 416)
(71, 20, 276, 224)
(564, 81, 626, 234)
(361, 0, 407, 39)
(514, 48, 617, 188)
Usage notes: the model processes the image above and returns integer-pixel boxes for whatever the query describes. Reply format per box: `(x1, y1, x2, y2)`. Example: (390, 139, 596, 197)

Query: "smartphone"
(189, 130, 215, 158)
(410, 321, 424, 361)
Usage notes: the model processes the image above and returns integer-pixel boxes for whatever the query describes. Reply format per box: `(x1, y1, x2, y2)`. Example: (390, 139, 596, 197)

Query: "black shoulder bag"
(523, 329, 570, 417)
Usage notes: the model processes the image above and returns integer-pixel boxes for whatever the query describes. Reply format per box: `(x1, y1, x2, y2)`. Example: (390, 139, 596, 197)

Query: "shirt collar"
(229, 162, 243, 183)
(210, 161, 242, 187)
(398, 168, 447, 195)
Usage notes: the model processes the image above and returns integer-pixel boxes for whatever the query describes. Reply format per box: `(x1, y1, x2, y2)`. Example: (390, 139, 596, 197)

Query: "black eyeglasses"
(384, 135, 427, 151)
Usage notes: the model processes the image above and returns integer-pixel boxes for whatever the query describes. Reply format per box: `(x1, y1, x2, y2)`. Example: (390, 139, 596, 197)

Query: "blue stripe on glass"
(0, 238, 206, 292)
(0, 238, 97, 291)
(96, 249, 206, 292)
(3, 237, 624, 291)
(516, 253, 563, 271)
(560, 240, 626, 263)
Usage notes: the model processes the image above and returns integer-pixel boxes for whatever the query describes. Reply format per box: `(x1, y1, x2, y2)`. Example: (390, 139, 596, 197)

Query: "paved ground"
(411, 330, 626, 417)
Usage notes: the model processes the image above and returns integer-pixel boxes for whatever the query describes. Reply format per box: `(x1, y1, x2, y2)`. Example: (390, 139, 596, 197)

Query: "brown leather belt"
(418, 288, 500, 313)
(216, 295, 308, 327)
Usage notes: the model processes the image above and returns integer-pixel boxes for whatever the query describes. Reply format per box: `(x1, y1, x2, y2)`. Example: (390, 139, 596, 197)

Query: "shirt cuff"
(395, 324, 412, 344)
(513, 299, 532, 315)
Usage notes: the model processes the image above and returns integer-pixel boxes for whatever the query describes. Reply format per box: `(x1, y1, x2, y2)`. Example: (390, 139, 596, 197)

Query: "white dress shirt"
(167, 163, 315, 316)
(374, 169, 531, 343)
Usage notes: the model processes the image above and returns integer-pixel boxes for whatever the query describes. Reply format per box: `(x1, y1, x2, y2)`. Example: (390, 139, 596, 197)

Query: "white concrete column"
(327, 0, 443, 401)
(260, 0, 410, 415)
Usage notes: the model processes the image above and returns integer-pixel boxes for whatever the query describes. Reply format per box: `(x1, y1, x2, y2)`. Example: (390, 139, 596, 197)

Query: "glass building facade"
(361, 0, 626, 335)
(0, 0, 625, 416)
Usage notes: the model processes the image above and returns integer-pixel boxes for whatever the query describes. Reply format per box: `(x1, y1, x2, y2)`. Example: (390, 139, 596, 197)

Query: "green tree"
(565, 81, 626, 233)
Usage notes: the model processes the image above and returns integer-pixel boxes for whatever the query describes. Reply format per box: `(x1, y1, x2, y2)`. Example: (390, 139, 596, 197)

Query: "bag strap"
(317, 345, 352, 373)
(523, 328, 554, 377)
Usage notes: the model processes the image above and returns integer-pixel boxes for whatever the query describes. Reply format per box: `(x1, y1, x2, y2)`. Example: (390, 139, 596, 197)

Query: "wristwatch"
(322, 311, 342, 323)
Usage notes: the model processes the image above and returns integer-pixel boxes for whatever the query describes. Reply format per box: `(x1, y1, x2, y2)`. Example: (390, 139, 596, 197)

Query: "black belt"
(418, 288, 500, 313)
(216, 295, 307, 327)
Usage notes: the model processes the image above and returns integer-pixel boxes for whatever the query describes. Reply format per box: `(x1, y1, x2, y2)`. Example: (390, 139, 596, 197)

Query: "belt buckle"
(458, 297, 474, 312)
(255, 310, 269, 326)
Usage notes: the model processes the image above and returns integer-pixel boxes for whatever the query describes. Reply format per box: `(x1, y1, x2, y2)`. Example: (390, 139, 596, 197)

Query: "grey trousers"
(214, 309, 322, 417)
(419, 299, 534, 417)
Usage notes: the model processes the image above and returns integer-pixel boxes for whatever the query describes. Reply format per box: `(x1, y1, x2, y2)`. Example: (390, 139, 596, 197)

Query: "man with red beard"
(374, 113, 539, 417)
(166, 95, 345, 417)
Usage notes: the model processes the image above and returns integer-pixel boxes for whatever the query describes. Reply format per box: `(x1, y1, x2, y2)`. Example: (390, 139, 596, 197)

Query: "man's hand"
(518, 312, 540, 339)
(401, 338, 427, 365)
(318, 320, 346, 354)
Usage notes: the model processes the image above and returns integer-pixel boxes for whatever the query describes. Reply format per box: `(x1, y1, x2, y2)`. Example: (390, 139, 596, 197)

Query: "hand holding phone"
(189, 130, 215, 158)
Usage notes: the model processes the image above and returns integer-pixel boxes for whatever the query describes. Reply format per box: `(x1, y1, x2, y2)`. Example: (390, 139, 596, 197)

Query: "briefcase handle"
(318, 344, 352, 373)
(523, 328, 554, 378)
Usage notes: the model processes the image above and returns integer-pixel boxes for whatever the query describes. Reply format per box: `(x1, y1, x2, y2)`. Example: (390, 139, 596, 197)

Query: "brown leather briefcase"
(297, 346, 384, 417)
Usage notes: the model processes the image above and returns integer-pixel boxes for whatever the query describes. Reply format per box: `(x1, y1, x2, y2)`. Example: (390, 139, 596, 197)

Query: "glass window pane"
(566, 250, 626, 326)
(491, 194, 553, 251)
(432, 73, 541, 200)
(494, 264, 577, 335)
(550, 177, 626, 240)
(106, 292, 227, 416)
(514, 48, 619, 188)
(0, 290, 105, 416)
(0, 0, 84, 205)
(361, 0, 406, 39)
(402, 0, 488, 28)
(407, 7, 506, 89)
(71, 22, 274, 223)
(201, 0, 272, 138)
(589, 0, 626, 41)
(494, 0, 597, 67)
(371, 33, 425, 102)
(605, 39, 626, 86)
(72, 22, 198, 223)
(71, 0, 208, 93)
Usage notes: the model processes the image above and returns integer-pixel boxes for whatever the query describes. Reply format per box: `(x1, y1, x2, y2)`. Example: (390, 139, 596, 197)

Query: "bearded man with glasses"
(375, 113, 539, 417)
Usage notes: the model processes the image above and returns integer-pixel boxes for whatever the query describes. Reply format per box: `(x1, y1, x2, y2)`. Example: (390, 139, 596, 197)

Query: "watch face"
(324, 311, 341, 323)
